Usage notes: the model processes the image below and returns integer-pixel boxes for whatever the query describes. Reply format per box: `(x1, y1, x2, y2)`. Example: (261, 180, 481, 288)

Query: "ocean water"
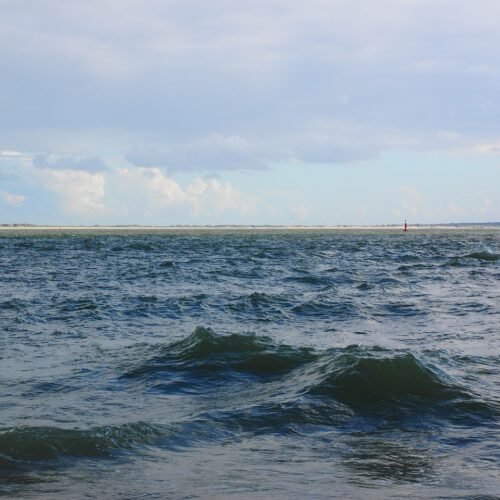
(0, 229, 499, 499)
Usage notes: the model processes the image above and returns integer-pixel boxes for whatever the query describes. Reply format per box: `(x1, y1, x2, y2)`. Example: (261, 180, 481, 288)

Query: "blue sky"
(1, 0, 499, 224)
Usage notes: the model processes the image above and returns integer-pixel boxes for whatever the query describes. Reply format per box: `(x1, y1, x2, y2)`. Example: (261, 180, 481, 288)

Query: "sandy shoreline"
(1, 224, 499, 233)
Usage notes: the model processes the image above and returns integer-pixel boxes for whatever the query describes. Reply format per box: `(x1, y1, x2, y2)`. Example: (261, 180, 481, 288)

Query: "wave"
(0, 422, 165, 467)
(58, 297, 98, 312)
(397, 254, 421, 262)
(0, 298, 29, 311)
(82, 238, 103, 250)
(304, 350, 461, 404)
(464, 251, 499, 262)
(284, 275, 332, 286)
(291, 300, 358, 319)
(356, 281, 373, 290)
(159, 260, 175, 268)
(375, 301, 427, 317)
(226, 291, 279, 310)
(50, 297, 102, 321)
(225, 292, 292, 320)
(123, 327, 316, 380)
(111, 242, 156, 252)
(121, 329, 497, 422)
(118, 294, 210, 320)
(3, 329, 498, 472)
(446, 250, 500, 267)
(397, 263, 429, 272)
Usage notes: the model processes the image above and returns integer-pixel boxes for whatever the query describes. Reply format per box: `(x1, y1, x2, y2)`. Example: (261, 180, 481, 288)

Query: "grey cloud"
(33, 155, 109, 172)
(126, 130, 382, 172)
(126, 135, 272, 172)
(2, 1, 500, 167)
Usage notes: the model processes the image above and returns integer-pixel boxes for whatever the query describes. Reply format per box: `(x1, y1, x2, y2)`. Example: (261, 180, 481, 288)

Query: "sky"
(1, 0, 499, 225)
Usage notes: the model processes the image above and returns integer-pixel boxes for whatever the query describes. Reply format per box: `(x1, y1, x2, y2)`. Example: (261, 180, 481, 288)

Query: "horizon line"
(1, 222, 499, 230)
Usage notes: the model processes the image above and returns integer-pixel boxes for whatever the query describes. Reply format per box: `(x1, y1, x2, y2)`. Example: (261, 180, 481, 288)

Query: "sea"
(0, 228, 499, 499)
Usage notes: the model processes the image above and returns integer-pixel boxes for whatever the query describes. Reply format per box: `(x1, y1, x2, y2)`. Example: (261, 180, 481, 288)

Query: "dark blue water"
(1, 229, 499, 498)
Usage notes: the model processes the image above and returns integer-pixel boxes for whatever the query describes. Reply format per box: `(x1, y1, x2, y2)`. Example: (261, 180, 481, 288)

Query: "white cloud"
(290, 202, 309, 221)
(42, 169, 107, 214)
(395, 185, 433, 221)
(444, 201, 467, 218)
(0, 150, 24, 157)
(436, 130, 462, 142)
(470, 141, 500, 155)
(116, 167, 257, 217)
(117, 167, 187, 209)
(0, 190, 26, 206)
(186, 176, 257, 216)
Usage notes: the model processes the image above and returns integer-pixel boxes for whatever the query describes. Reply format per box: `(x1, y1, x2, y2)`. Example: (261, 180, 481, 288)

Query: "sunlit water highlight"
(0, 230, 499, 498)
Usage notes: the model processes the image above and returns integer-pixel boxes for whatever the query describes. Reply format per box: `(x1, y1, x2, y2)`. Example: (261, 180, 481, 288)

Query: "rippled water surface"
(1, 229, 499, 498)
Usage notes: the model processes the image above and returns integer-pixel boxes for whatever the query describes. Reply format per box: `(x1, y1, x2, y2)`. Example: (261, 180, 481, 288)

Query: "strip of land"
(1, 224, 499, 234)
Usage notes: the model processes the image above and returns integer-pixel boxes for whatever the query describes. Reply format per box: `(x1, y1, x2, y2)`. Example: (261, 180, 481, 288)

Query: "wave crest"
(120, 329, 497, 423)
(123, 327, 316, 379)
(464, 251, 499, 261)
(306, 350, 461, 404)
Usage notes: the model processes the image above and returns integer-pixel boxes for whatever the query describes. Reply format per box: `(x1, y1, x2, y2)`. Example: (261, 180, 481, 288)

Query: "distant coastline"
(1, 223, 499, 233)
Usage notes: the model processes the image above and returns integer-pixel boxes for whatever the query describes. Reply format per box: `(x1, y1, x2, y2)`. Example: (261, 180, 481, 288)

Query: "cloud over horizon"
(0, 1, 499, 223)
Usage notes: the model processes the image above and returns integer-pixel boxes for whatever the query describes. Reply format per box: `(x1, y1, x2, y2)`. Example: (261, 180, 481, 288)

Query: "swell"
(464, 250, 499, 261)
(303, 350, 461, 403)
(1, 331, 498, 473)
(448, 250, 500, 265)
(0, 422, 165, 468)
(122, 327, 316, 379)
(291, 299, 359, 319)
(226, 292, 292, 320)
(111, 241, 157, 252)
(121, 329, 498, 422)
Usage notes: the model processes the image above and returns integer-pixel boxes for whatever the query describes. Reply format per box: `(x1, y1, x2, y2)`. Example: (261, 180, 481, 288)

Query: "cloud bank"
(1, 0, 500, 171)
(116, 167, 257, 216)
(0, 1, 499, 223)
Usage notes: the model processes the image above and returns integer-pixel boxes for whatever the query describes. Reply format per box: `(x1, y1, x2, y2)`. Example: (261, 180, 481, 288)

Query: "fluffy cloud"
(42, 169, 107, 214)
(0, 189, 26, 206)
(186, 176, 257, 216)
(116, 167, 187, 208)
(0, 150, 25, 158)
(116, 167, 257, 217)
(290, 202, 309, 221)
(395, 186, 432, 220)
(1, 148, 259, 220)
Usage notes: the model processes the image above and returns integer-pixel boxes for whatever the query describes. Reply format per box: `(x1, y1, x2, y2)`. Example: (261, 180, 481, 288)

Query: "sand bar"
(1, 224, 499, 235)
